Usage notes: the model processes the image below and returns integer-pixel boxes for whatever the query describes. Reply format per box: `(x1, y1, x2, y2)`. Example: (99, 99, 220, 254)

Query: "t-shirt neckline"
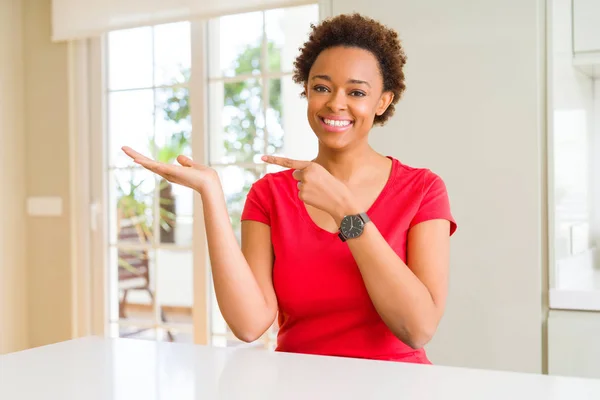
(295, 156, 398, 235)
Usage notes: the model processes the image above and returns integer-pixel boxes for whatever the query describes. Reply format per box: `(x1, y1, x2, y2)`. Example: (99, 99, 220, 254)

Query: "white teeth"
(323, 118, 351, 127)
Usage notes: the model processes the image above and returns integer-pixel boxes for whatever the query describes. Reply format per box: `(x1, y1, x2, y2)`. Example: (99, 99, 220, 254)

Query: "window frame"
(73, 1, 332, 343)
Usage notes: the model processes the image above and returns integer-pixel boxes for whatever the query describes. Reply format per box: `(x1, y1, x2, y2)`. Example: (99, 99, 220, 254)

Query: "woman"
(123, 13, 457, 364)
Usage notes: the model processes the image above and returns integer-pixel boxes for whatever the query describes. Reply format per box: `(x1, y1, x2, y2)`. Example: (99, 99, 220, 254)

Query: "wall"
(22, 0, 73, 348)
(0, 0, 29, 355)
(332, 0, 545, 373)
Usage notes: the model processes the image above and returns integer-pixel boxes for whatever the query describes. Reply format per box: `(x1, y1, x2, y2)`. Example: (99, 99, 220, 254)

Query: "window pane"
(157, 328, 193, 343)
(154, 87, 194, 245)
(155, 87, 191, 157)
(208, 79, 265, 164)
(155, 87, 192, 150)
(266, 5, 319, 72)
(121, 327, 156, 341)
(216, 165, 264, 240)
(158, 181, 194, 246)
(211, 336, 227, 347)
(108, 89, 155, 169)
(156, 249, 193, 331)
(210, 166, 264, 346)
(269, 322, 278, 350)
(109, 246, 156, 325)
(208, 12, 264, 78)
(266, 78, 284, 154)
(108, 27, 153, 90)
(112, 324, 158, 341)
(109, 168, 155, 246)
(211, 336, 246, 348)
(271, 75, 317, 160)
(153, 22, 191, 86)
(209, 270, 227, 337)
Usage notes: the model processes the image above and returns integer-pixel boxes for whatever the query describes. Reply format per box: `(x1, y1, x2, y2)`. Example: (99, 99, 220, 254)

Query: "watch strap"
(358, 212, 370, 224)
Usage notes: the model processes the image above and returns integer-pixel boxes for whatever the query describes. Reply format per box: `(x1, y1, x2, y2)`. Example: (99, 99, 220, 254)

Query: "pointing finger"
(292, 169, 303, 181)
(261, 155, 311, 170)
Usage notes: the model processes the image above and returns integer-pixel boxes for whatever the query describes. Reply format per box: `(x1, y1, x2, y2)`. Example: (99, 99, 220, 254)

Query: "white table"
(2, 337, 600, 399)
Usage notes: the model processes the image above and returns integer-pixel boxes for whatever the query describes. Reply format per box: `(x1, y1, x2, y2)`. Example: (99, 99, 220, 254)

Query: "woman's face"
(305, 46, 394, 152)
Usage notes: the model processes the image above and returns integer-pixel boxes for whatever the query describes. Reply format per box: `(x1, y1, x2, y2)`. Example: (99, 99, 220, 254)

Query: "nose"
(325, 89, 347, 112)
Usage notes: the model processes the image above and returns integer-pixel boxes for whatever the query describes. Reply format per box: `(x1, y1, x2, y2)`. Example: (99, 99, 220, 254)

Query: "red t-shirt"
(241, 156, 457, 364)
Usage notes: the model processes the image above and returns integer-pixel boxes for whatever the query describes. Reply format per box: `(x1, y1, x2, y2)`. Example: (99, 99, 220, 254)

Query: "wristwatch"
(338, 212, 371, 242)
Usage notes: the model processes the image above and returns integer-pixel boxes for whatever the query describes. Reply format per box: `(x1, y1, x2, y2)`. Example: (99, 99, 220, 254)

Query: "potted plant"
(116, 174, 152, 275)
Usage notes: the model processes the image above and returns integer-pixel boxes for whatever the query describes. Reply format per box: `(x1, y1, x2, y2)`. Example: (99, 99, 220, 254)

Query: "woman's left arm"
(331, 203, 451, 350)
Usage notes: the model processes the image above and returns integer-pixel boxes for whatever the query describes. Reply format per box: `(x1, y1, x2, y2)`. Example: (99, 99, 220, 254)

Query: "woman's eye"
(314, 86, 328, 92)
(350, 90, 366, 97)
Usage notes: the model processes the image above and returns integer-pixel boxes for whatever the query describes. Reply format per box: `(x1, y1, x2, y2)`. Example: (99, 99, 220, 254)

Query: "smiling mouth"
(320, 117, 354, 128)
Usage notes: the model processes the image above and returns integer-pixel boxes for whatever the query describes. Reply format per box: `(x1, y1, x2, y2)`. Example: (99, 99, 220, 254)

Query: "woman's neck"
(313, 142, 390, 184)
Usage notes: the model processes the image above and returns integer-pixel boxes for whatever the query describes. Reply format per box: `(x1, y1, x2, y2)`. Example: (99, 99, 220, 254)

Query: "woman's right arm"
(201, 181, 278, 342)
(120, 146, 277, 342)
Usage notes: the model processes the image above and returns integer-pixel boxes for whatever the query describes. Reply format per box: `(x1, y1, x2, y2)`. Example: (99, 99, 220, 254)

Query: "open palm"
(122, 146, 218, 194)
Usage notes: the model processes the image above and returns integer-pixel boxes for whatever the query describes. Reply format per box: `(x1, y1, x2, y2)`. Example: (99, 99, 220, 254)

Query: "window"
(105, 21, 194, 342)
(206, 5, 320, 348)
(100, 4, 320, 347)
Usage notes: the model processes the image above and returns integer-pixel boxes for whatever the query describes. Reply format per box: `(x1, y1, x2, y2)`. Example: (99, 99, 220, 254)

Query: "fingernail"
(261, 155, 268, 161)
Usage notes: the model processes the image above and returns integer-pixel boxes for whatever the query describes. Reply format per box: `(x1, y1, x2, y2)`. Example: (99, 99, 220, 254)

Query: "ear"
(376, 91, 394, 116)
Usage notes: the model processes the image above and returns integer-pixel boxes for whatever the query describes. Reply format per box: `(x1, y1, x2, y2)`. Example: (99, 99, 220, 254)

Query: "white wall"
(0, 0, 29, 354)
(331, 0, 545, 373)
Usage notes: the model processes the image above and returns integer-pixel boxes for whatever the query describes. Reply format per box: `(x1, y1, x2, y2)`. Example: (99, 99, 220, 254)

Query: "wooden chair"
(117, 212, 174, 342)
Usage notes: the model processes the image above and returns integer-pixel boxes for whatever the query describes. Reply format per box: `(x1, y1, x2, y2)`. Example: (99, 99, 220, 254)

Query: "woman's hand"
(122, 146, 219, 194)
(261, 155, 359, 223)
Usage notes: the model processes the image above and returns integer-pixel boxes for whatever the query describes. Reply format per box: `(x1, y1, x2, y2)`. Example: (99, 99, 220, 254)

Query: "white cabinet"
(573, 0, 600, 53)
(548, 310, 600, 379)
(572, 0, 600, 77)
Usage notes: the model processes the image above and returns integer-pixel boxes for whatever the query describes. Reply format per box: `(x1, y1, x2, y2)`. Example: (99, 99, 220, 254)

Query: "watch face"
(340, 215, 365, 239)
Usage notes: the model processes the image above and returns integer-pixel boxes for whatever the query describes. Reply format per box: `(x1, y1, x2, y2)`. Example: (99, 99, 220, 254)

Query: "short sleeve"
(241, 176, 271, 226)
(409, 172, 457, 236)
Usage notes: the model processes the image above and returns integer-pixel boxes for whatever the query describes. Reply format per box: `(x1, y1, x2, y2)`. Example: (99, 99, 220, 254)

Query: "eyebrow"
(311, 75, 371, 88)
